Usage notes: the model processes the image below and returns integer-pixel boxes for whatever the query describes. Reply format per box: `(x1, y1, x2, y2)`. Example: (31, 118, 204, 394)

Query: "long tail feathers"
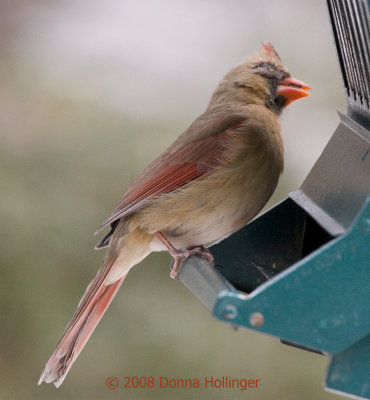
(38, 257, 125, 388)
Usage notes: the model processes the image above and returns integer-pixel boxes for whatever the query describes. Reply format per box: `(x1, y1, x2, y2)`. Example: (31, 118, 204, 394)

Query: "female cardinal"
(39, 43, 310, 387)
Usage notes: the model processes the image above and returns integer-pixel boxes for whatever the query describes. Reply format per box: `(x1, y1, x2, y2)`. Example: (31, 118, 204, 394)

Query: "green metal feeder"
(178, 0, 370, 398)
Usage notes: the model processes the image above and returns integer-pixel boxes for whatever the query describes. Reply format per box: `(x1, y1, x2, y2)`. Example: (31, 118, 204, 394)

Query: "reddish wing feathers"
(106, 162, 203, 224)
(97, 111, 246, 233)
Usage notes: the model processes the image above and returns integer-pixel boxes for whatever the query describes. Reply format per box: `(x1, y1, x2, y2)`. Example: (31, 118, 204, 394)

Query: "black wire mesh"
(327, 0, 370, 127)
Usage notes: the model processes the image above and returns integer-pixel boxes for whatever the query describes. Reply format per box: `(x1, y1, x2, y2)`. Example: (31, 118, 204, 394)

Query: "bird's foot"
(187, 245, 215, 264)
(154, 232, 214, 280)
(169, 245, 214, 280)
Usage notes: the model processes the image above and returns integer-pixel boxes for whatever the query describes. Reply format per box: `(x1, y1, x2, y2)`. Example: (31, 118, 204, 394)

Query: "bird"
(38, 42, 310, 387)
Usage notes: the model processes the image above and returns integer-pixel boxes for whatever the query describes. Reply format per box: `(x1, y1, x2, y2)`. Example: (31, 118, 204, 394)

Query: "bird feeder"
(178, 0, 370, 398)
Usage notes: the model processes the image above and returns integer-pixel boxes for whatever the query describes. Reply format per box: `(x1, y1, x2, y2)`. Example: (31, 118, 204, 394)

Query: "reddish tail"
(38, 258, 125, 387)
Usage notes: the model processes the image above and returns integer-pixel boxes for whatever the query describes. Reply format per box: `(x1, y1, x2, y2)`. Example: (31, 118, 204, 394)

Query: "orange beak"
(277, 77, 311, 106)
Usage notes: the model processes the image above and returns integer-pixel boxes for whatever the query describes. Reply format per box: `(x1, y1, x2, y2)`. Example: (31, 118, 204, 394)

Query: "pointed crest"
(261, 42, 281, 61)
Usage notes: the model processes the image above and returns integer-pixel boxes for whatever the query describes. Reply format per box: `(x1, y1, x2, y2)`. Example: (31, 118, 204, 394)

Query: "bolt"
(250, 312, 264, 327)
(223, 304, 237, 320)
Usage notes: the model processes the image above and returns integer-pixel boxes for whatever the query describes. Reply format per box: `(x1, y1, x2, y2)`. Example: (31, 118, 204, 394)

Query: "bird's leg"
(154, 232, 215, 280)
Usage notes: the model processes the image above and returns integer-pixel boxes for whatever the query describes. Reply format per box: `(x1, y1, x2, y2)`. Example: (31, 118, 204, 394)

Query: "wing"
(95, 106, 247, 246)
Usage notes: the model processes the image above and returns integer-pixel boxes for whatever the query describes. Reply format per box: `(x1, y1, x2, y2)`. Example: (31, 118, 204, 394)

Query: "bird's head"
(208, 43, 310, 115)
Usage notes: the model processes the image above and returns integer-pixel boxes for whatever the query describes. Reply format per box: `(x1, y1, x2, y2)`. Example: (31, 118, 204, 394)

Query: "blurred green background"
(1, 0, 347, 399)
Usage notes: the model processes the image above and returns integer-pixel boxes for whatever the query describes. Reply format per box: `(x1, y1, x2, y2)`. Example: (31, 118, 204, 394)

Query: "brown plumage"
(38, 43, 310, 387)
